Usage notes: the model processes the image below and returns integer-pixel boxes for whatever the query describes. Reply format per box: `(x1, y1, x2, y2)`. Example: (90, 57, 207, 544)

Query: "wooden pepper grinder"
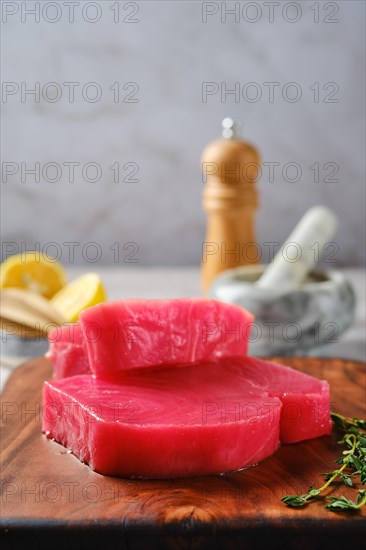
(201, 118, 260, 293)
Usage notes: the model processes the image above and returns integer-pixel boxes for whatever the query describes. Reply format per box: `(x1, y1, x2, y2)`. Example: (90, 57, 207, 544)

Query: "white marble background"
(2, 0, 365, 266)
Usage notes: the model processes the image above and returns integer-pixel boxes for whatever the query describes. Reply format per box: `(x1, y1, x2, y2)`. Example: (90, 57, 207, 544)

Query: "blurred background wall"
(1, 0, 365, 266)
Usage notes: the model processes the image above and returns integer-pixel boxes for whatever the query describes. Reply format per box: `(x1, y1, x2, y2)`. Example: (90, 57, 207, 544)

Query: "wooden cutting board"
(1, 357, 365, 550)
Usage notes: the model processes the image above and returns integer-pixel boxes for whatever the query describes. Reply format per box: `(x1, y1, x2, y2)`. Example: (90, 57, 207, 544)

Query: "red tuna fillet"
(225, 357, 332, 444)
(42, 357, 331, 478)
(46, 324, 90, 379)
(79, 299, 253, 377)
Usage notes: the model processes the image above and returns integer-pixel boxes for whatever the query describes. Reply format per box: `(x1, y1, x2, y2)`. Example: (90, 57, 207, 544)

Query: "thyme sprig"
(281, 412, 366, 512)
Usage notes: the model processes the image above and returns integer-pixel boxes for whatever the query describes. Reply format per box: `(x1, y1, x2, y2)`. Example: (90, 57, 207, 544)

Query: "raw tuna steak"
(230, 357, 332, 444)
(46, 324, 90, 379)
(43, 360, 281, 478)
(79, 299, 253, 377)
(42, 357, 331, 478)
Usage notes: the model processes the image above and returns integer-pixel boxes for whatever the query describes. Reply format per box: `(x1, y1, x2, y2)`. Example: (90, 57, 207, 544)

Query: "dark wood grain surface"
(1, 356, 365, 550)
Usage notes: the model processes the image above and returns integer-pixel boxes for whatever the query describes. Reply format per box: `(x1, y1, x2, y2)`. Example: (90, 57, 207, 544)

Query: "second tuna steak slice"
(221, 357, 332, 444)
(46, 324, 90, 379)
(79, 298, 253, 377)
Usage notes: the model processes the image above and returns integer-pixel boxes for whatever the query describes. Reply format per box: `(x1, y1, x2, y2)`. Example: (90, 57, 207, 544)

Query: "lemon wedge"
(0, 252, 67, 299)
(50, 273, 107, 322)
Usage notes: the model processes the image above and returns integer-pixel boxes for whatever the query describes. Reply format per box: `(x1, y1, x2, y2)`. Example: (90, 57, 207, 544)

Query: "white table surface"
(1, 267, 365, 393)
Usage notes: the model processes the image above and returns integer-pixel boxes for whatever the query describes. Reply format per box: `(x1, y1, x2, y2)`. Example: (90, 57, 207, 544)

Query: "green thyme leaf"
(325, 496, 357, 510)
(281, 495, 307, 507)
(340, 474, 353, 487)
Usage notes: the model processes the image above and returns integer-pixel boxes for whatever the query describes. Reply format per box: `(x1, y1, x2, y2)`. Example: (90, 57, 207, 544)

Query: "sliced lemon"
(50, 273, 107, 322)
(0, 252, 67, 299)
